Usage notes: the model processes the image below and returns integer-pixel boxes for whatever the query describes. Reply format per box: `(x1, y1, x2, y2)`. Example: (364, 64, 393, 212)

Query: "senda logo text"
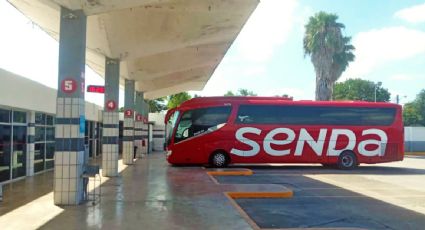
(230, 127, 387, 157)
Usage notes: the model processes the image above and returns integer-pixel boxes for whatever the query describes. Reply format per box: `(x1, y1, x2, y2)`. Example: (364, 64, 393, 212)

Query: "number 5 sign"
(61, 78, 77, 94)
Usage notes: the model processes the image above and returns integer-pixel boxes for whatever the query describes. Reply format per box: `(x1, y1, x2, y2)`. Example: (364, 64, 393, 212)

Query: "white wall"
(149, 112, 166, 151)
(149, 112, 165, 125)
(405, 127, 425, 142)
(0, 68, 103, 121)
(85, 102, 103, 121)
(0, 68, 56, 114)
(404, 127, 425, 152)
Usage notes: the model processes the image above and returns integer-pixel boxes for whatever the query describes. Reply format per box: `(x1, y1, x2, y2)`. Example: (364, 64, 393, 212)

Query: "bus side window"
(238, 115, 253, 123)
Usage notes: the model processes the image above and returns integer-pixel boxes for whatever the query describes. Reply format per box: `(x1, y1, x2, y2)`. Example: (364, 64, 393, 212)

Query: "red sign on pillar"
(136, 114, 143, 121)
(61, 78, 77, 94)
(143, 117, 148, 123)
(106, 100, 116, 111)
(124, 109, 133, 118)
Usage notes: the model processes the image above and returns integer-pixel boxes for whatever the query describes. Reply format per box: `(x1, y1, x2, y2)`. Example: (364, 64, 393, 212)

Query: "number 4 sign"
(106, 100, 116, 111)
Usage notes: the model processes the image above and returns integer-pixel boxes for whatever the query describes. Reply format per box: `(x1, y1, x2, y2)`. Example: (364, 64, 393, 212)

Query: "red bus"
(164, 97, 404, 169)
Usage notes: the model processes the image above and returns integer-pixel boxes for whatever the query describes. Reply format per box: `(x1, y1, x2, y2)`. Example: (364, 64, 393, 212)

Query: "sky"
(1, 0, 425, 107)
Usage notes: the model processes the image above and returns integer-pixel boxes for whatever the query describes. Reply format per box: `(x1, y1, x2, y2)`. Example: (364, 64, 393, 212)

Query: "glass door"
(0, 125, 11, 182)
(12, 126, 26, 179)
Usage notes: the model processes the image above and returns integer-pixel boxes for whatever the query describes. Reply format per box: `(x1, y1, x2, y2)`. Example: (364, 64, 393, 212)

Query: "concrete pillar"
(54, 7, 87, 205)
(102, 57, 120, 177)
(122, 80, 135, 165)
(134, 91, 144, 158)
(26, 111, 35, 177)
(143, 101, 150, 154)
(92, 122, 98, 158)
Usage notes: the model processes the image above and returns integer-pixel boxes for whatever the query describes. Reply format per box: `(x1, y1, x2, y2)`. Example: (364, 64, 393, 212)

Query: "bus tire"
(337, 151, 357, 170)
(209, 151, 229, 168)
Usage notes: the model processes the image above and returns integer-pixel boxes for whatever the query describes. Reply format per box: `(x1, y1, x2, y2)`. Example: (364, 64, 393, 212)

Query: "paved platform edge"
(206, 168, 295, 230)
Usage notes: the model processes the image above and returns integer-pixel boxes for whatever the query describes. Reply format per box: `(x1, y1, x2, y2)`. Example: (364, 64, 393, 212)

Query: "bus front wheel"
(337, 151, 358, 170)
(210, 151, 229, 168)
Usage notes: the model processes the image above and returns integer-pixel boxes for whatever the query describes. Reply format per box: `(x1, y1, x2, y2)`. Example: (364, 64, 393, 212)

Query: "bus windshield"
(166, 110, 180, 146)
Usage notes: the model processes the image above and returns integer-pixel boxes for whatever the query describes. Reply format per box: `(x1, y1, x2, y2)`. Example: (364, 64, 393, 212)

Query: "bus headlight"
(166, 150, 172, 157)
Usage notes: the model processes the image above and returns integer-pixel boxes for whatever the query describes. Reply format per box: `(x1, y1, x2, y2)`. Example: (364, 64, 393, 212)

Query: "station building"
(0, 68, 165, 184)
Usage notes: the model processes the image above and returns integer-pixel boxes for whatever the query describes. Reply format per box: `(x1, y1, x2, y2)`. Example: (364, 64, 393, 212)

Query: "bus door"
(172, 106, 232, 163)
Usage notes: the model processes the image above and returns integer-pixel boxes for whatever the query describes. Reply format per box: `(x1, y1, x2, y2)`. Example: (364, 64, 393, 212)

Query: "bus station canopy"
(7, 0, 258, 99)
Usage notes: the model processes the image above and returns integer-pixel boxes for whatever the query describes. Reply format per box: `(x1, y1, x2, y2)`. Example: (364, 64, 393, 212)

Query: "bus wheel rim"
(214, 154, 225, 166)
(342, 155, 353, 167)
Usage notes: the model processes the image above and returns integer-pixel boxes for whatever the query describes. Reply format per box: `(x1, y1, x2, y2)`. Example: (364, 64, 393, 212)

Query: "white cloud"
(259, 87, 314, 100)
(201, 0, 302, 96)
(0, 1, 108, 107)
(234, 0, 298, 62)
(389, 74, 416, 81)
(342, 27, 425, 80)
(395, 3, 425, 23)
(241, 65, 266, 77)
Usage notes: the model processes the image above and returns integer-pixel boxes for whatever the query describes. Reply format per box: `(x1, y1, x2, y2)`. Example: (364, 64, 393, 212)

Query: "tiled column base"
(134, 121, 143, 158)
(26, 143, 35, 176)
(26, 113, 35, 176)
(123, 117, 134, 165)
(152, 125, 165, 151)
(141, 124, 149, 154)
(54, 151, 85, 205)
(102, 111, 119, 177)
(54, 97, 86, 205)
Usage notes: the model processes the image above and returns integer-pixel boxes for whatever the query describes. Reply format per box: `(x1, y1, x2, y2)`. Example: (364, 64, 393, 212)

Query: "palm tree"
(303, 12, 355, 101)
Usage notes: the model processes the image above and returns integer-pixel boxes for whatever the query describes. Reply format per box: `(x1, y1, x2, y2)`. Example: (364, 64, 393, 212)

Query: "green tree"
(403, 102, 422, 126)
(147, 98, 167, 112)
(167, 92, 192, 109)
(303, 11, 355, 101)
(403, 89, 425, 126)
(224, 90, 235, 96)
(224, 88, 256, 96)
(238, 88, 257, 96)
(333, 78, 390, 102)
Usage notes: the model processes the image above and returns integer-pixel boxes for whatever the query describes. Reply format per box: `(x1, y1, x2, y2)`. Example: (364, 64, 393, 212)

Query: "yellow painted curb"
(227, 191, 293, 199)
(207, 170, 253, 176)
(405, 152, 425, 156)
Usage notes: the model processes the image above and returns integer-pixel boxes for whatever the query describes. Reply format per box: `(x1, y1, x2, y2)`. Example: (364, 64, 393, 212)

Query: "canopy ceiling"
(8, 0, 259, 99)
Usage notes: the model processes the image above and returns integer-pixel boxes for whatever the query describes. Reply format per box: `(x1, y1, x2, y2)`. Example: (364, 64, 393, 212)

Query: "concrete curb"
(207, 170, 253, 176)
(227, 191, 293, 199)
(405, 152, 425, 156)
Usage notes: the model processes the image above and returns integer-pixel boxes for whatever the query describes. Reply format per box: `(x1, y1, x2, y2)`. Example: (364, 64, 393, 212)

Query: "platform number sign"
(124, 109, 133, 118)
(106, 100, 116, 111)
(136, 114, 143, 121)
(61, 78, 77, 94)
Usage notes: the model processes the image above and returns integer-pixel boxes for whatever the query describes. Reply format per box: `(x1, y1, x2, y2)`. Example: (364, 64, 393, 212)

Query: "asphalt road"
(217, 156, 425, 229)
